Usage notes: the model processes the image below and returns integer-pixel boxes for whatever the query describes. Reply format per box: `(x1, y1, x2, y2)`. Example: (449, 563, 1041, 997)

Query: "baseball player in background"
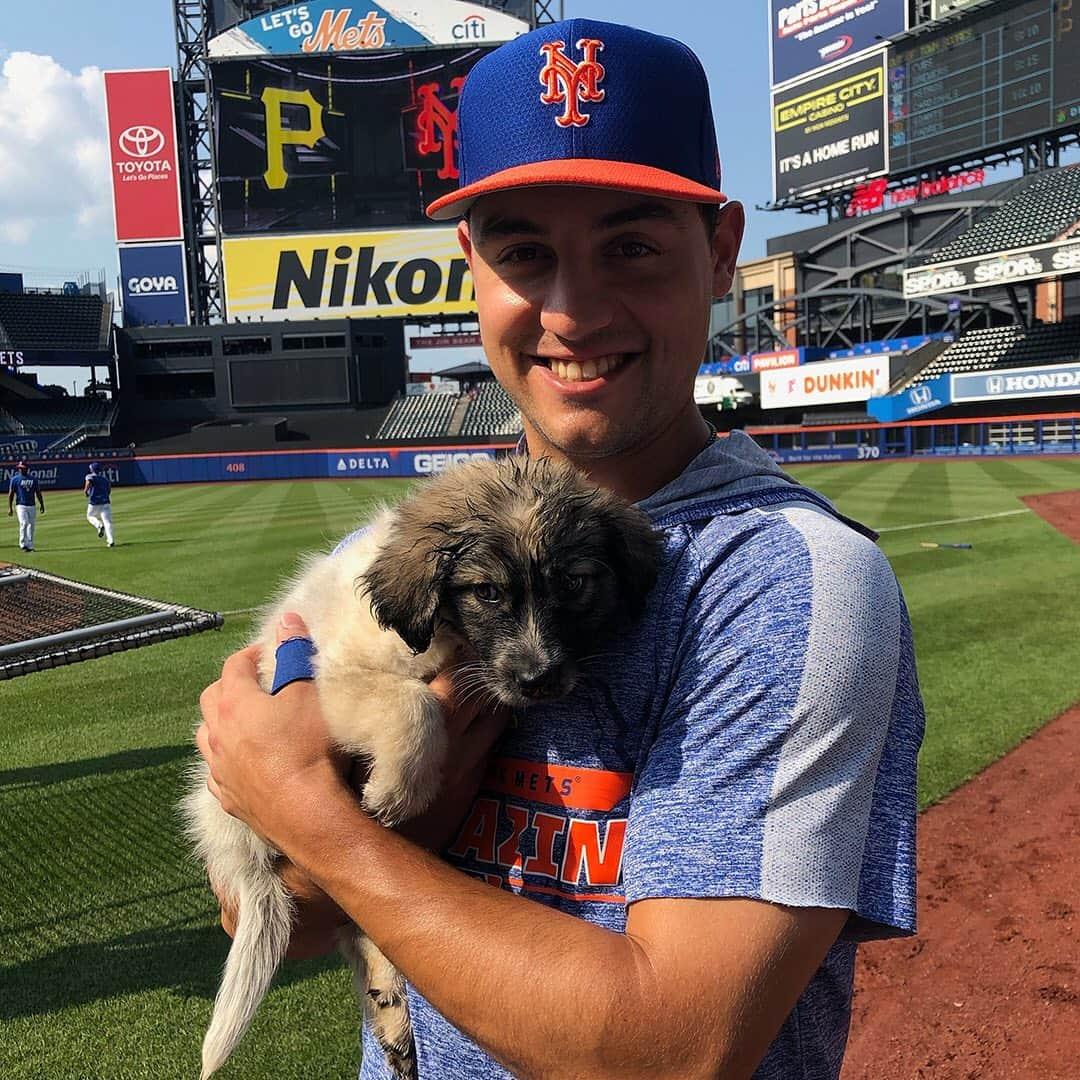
(84, 462, 115, 547)
(7, 460, 45, 552)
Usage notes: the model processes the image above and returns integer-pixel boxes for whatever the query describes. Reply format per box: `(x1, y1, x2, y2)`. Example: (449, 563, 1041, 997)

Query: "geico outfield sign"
(903, 237, 1080, 298)
(222, 228, 476, 320)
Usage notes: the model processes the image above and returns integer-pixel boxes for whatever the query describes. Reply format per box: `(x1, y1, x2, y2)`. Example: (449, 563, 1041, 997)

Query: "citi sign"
(453, 14, 486, 40)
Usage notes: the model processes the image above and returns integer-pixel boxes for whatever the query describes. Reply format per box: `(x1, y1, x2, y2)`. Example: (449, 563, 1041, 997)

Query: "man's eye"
(499, 246, 543, 264)
(474, 583, 502, 603)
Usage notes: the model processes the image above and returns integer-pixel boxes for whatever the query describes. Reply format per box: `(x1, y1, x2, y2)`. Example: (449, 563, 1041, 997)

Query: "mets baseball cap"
(425, 19, 726, 220)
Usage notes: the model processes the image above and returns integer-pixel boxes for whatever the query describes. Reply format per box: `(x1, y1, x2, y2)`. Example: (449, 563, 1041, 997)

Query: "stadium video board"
(211, 46, 496, 234)
(772, 50, 888, 200)
(888, 0, 1080, 176)
(769, 0, 906, 87)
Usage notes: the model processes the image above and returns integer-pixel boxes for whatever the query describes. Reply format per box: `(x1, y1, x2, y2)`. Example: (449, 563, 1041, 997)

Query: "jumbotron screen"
(888, 0, 1080, 175)
(211, 46, 497, 234)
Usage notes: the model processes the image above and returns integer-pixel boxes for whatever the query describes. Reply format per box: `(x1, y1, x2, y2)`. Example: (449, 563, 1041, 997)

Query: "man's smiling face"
(459, 186, 742, 463)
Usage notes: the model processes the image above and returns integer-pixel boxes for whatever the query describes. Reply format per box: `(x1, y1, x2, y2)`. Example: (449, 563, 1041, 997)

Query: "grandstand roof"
(927, 165, 1080, 264)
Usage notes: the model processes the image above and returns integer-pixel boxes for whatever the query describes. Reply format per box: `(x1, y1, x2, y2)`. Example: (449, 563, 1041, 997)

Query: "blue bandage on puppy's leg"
(270, 637, 318, 694)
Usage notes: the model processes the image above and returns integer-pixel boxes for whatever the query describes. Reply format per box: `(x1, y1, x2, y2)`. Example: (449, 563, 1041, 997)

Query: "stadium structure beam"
(708, 286, 1002, 357)
(533, 0, 563, 25)
(174, 1, 224, 325)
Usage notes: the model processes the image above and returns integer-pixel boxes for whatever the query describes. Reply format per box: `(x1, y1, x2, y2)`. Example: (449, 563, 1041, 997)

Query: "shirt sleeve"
(624, 504, 924, 939)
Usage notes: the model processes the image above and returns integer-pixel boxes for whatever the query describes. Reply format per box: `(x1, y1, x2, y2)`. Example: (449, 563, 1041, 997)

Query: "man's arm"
(198, 634, 846, 1080)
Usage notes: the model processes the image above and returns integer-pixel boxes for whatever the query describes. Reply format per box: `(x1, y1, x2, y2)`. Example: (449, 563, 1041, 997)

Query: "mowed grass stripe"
(3, 459, 1080, 1079)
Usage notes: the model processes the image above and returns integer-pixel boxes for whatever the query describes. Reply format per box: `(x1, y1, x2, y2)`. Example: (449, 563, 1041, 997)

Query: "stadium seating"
(0, 292, 110, 350)
(926, 165, 1080, 263)
(458, 383, 523, 437)
(909, 318, 1080, 384)
(376, 392, 460, 439)
(801, 411, 875, 426)
(1, 398, 114, 434)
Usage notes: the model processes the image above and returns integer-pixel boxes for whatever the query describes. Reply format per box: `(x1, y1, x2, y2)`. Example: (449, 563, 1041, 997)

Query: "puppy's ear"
(599, 502, 664, 622)
(361, 526, 456, 654)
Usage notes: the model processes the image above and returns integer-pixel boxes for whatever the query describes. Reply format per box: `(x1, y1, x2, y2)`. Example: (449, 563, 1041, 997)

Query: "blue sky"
(0, 0, 809, 290)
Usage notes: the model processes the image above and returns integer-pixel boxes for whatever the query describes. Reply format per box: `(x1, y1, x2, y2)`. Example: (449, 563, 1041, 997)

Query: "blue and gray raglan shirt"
(359, 431, 925, 1080)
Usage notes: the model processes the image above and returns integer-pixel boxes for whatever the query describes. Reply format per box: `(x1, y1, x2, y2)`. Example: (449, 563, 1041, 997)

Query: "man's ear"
(711, 201, 745, 299)
(457, 217, 474, 269)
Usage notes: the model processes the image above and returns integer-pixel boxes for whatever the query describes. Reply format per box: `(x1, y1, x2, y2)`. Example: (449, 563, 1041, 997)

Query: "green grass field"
(3, 456, 1080, 1079)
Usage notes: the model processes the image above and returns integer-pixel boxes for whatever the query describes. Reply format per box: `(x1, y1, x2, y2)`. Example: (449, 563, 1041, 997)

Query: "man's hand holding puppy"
(200, 612, 510, 959)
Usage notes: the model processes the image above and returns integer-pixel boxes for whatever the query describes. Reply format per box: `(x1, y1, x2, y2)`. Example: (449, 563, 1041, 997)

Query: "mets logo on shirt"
(447, 756, 632, 903)
(539, 38, 605, 127)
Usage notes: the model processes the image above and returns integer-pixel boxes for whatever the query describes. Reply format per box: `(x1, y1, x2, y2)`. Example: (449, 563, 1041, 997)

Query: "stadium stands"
(2, 398, 114, 434)
(801, 410, 875, 426)
(376, 393, 460, 439)
(375, 383, 524, 440)
(909, 317, 1080, 384)
(926, 165, 1080, 264)
(458, 383, 523, 437)
(0, 292, 111, 351)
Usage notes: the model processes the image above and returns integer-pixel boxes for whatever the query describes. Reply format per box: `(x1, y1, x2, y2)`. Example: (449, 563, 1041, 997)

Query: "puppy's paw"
(359, 681, 448, 826)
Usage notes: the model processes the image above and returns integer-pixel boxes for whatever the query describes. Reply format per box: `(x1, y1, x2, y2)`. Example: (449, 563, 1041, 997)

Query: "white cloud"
(0, 52, 111, 248)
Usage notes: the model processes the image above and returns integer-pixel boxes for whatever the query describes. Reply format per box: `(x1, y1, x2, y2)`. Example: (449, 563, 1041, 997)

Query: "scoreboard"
(888, 0, 1080, 175)
(771, 0, 1080, 202)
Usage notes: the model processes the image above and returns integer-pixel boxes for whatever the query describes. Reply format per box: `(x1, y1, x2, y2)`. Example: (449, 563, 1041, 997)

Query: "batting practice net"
(0, 563, 223, 680)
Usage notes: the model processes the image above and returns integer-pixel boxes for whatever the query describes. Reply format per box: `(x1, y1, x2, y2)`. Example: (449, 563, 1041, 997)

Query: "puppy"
(182, 455, 661, 1080)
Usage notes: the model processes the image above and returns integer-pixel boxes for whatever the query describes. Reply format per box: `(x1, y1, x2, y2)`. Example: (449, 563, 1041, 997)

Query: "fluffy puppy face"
(363, 456, 662, 708)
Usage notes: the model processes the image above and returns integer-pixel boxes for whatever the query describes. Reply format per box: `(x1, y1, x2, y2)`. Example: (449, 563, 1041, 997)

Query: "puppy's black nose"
(515, 664, 562, 699)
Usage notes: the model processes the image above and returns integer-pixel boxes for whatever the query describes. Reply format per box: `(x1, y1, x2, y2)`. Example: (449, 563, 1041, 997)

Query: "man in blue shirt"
(7, 460, 45, 552)
(84, 462, 115, 547)
(195, 20, 925, 1079)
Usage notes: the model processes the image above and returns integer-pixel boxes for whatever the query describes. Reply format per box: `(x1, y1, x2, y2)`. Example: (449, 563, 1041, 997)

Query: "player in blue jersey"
(7, 460, 45, 552)
(84, 462, 114, 547)
(196, 21, 925, 1080)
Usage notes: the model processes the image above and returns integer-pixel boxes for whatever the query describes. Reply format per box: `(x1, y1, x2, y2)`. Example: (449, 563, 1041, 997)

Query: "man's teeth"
(551, 355, 627, 382)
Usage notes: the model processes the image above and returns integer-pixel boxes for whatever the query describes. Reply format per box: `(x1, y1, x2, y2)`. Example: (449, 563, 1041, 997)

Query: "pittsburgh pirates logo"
(416, 77, 466, 180)
(539, 38, 605, 127)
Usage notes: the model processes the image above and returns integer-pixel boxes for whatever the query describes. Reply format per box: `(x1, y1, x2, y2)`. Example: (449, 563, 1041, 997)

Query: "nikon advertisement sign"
(903, 237, 1080, 298)
(772, 50, 887, 200)
(222, 228, 475, 320)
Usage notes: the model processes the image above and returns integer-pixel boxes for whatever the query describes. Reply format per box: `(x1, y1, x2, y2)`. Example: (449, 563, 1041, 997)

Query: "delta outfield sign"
(904, 236, 1080, 298)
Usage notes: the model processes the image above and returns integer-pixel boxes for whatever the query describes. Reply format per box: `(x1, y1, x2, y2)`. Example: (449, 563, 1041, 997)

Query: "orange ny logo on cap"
(538, 38, 605, 128)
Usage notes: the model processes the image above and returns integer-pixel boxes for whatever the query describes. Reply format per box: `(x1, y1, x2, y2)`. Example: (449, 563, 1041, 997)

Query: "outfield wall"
(5, 415, 1079, 490)
(747, 412, 1080, 464)
(0, 444, 514, 491)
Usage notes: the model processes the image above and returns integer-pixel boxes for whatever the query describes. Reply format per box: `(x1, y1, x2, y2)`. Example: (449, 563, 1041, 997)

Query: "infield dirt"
(841, 489, 1080, 1079)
